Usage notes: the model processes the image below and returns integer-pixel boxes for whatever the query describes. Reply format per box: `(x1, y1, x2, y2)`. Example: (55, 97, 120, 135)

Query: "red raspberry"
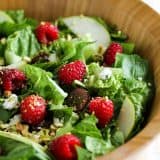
(58, 60, 86, 85)
(50, 134, 82, 160)
(35, 22, 59, 44)
(88, 97, 114, 127)
(20, 95, 47, 125)
(104, 42, 123, 66)
(0, 69, 26, 95)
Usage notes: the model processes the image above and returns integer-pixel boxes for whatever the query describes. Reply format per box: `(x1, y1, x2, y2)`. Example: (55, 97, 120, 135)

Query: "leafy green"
(0, 11, 14, 24)
(5, 10, 25, 23)
(0, 107, 16, 123)
(33, 61, 59, 71)
(0, 108, 11, 123)
(85, 63, 125, 115)
(121, 42, 135, 54)
(0, 38, 6, 57)
(21, 64, 67, 105)
(5, 27, 40, 64)
(72, 115, 102, 140)
(56, 122, 73, 137)
(56, 115, 102, 141)
(123, 78, 152, 132)
(85, 136, 113, 155)
(0, 131, 51, 160)
(85, 62, 153, 135)
(114, 54, 149, 80)
(111, 130, 124, 147)
(50, 106, 73, 124)
(0, 10, 37, 36)
(76, 146, 94, 160)
(48, 37, 96, 64)
(0, 22, 32, 36)
(53, 105, 79, 137)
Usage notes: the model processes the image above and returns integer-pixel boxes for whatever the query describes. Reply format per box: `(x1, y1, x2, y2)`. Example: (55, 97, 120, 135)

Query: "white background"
(143, 0, 160, 13)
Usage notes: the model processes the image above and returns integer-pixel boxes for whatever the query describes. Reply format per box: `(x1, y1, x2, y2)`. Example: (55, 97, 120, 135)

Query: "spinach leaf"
(72, 115, 102, 140)
(85, 136, 114, 155)
(5, 10, 37, 27)
(111, 130, 124, 147)
(22, 64, 67, 105)
(54, 107, 78, 137)
(48, 38, 96, 64)
(0, 39, 6, 57)
(50, 107, 73, 124)
(5, 27, 40, 64)
(0, 107, 16, 123)
(76, 146, 94, 160)
(56, 122, 73, 137)
(114, 54, 149, 80)
(0, 22, 32, 36)
(0, 10, 37, 37)
(121, 42, 135, 54)
(0, 131, 51, 160)
(5, 10, 25, 23)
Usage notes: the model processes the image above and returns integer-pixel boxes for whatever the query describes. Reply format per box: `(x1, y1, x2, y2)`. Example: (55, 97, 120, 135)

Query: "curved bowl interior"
(1, 0, 160, 159)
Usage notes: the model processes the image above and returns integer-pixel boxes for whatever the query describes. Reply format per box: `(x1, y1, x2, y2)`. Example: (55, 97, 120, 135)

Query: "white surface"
(143, 0, 160, 13)
(127, 134, 160, 160)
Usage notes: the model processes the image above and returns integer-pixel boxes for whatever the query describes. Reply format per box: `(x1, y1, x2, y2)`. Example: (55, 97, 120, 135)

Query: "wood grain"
(1, 0, 160, 159)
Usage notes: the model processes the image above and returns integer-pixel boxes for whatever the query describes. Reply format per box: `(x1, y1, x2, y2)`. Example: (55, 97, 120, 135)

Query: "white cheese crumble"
(2, 94, 19, 110)
(53, 118, 64, 127)
(48, 54, 59, 62)
(9, 114, 21, 125)
(99, 67, 112, 80)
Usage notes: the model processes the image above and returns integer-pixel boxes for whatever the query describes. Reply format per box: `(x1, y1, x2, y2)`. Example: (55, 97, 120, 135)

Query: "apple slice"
(63, 16, 111, 51)
(117, 96, 135, 139)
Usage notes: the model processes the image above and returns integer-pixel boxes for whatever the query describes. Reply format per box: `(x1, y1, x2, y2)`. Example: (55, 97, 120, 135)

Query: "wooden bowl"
(1, 0, 160, 159)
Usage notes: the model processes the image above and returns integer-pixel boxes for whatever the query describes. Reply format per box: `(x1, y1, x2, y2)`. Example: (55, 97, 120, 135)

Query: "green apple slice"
(0, 11, 14, 23)
(117, 96, 135, 139)
(63, 16, 111, 51)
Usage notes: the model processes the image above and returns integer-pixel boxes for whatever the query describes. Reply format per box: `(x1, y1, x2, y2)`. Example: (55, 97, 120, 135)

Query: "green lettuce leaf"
(0, 131, 51, 160)
(48, 37, 96, 64)
(72, 115, 102, 140)
(114, 53, 149, 80)
(0, 107, 16, 123)
(5, 27, 40, 64)
(76, 146, 94, 160)
(21, 64, 67, 105)
(0, 22, 33, 37)
(121, 42, 135, 54)
(5, 10, 25, 23)
(111, 130, 124, 147)
(50, 106, 73, 124)
(0, 10, 37, 36)
(85, 136, 114, 156)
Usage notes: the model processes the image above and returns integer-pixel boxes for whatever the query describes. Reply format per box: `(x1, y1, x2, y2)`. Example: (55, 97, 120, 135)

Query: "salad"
(0, 10, 154, 160)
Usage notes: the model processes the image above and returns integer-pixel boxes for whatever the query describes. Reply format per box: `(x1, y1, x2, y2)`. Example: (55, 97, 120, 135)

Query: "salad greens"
(21, 64, 67, 105)
(0, 9, 154, 160)
(114, 53, 149, 80)
(5, 27, 40, 64)
(0, 131, 51, 160)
